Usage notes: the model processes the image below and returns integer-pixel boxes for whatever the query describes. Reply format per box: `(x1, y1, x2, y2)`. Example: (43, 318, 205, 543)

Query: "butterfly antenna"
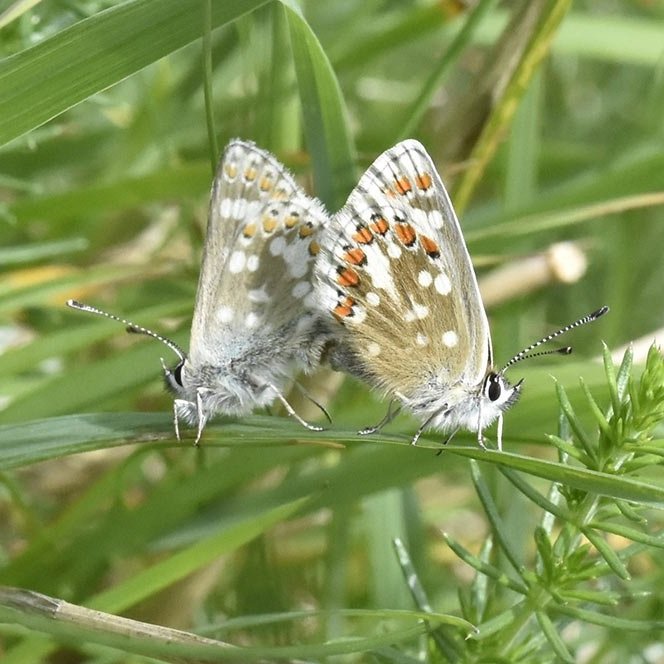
(500, 306, 609, 374)
(66, 299, 186, 362)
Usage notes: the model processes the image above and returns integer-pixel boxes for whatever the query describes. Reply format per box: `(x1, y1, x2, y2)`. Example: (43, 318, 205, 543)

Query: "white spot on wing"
(368, 342, 381, 357)
(387, 242, 402, 259)
(245, 312, 259, 328)
(429, 209, 444, 228)
(270, 236, 286, 256)
(218, 306, 234, 323)
(219, 197, 232, 219)
(434, 272, 451, 295)
(442, 330, 458, 347)
(248, 287, 270, 303)
(282, 241, 309, 278)
(405, 301, 429, 322)
(245, 200, 262, 221)
(416, 333, 428, 346)
(366, 292, 380, 306)
(363, 249, 397, 296)
(247, 255, 259, 272)
(349, 307, 367, 325)
(229, 250, 246, 273)
(232, 198, 247, 220)
(418, 270, 432, 287)
(292, 281, 311, 299)
(303, 291, 317, 309)
(413, 303, 429, 320)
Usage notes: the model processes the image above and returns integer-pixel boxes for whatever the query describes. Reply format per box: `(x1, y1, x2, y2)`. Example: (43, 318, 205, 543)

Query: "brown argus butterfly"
(315, 140, 607, 449)
(69, 139, 332, 443)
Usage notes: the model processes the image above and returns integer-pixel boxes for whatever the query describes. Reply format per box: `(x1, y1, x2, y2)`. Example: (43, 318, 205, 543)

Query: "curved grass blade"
(0, 0, 269, 146)
(280, 0, 355, 209)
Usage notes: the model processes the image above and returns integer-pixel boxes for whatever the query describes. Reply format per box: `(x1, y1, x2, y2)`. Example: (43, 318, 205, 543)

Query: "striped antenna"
(66, 299, 186, 362)
(500, 306, 609, 374)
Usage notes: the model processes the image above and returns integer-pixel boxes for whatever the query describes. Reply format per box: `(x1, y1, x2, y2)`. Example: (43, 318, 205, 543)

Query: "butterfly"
(315, 139, 607, 450)
(68, 139, 331, 443)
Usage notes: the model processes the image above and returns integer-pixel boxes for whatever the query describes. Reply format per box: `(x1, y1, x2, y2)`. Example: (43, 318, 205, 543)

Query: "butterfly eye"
(173, 361, 184, 386)
(164, 360, 185, 392)
(486, 374, 502, 402)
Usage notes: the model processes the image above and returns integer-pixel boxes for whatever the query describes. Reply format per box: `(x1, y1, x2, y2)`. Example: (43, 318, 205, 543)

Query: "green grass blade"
(281, 0, 355, 209)
(0, 0, 269, 146)
(454, 0, 572, 213)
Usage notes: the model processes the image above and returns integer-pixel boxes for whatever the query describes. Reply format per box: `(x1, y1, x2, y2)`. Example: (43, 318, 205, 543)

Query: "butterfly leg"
(475, 399, 489, 451)
(435, 427, 460, 456)
(194, 390, 208, 445)
(474, 415, 501, 451)
(495, 413, 504, 452)
(268, 383, 324, 432)
(410, 409, 440, 446)
(359, 400, 402, 436)
(172, 401, 182, 442)
(292, 381, 333, 424)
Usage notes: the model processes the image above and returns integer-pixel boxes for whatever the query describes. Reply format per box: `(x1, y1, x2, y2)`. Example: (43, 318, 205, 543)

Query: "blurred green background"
(0, 0, 663, 661)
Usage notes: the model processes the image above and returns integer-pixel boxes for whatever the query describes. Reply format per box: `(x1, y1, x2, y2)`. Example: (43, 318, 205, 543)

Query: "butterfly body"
(171, 319, 313, 423)
(316, 139, 521, 446)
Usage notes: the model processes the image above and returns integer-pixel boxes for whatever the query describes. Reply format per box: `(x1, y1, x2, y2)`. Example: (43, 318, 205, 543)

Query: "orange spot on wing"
(272, 187, 289, 200)
(299, 222, 315, 238)
(369, 214, 389, 235)
(415, 173, 432, 190)
(343, 247, 367, 266)
(395, 222, 417, 247)
(242, 223, 257, 238)
(395, 177, 412, 195)
(337, 266, 360, 288)
(419, 235, 440, 258)
(285, 212, 299, 228)
(352, 225, 373, 244)
(259, 176, 273, 192)
(244, 166, 257, 182)
(224, 163, 237, 179)
(333, 296, 356, 320)
(262, 215, 278, 233)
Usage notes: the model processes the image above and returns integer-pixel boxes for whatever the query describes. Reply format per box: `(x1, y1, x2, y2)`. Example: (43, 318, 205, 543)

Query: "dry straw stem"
(479, 241, 587, 308)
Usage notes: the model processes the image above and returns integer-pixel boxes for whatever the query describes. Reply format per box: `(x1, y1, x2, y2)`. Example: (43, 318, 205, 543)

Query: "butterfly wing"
(316, 139, 491, 402)
(189, 140, 328, 374)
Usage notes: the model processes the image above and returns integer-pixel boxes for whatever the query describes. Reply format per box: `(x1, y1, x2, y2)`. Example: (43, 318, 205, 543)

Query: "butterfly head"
(482, 370, 523, 416)
(161, 358, 206, 424)
(416, 369, 522, 440)
(65, 297, 194, 408)
(472, 305, 610, 445)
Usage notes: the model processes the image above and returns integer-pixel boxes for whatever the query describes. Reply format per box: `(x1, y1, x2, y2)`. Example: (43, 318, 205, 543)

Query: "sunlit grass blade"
(0, 238, 88, 265)
(0, 0, 269, 146)
(470, 460, 526, 578)
(6, 163, 210, 224)
(448, 447, 664, 508)
(281, 0, 355, 209)
(454, 0, 572, 213)
(398, 0, 496, 140)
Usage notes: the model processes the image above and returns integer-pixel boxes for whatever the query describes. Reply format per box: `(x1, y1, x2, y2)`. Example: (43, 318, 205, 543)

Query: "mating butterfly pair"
(68, 139, 607, 448)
